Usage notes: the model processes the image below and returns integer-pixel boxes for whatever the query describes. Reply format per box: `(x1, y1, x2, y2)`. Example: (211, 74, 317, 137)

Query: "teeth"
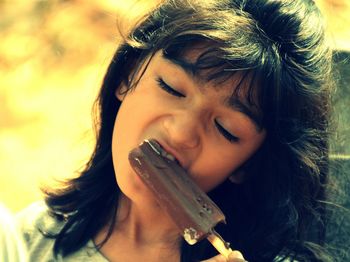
(147, 139, 177, 163)
(162, 151, 176, 162)
(147, 140, 162, 155)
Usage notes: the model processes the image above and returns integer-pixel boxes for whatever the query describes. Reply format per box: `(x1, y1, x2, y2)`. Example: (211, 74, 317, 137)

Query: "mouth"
(145, 139, 181, 166)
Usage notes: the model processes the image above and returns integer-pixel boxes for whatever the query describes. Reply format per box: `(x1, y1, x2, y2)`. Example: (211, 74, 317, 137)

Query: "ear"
(115, 83, 128, 101)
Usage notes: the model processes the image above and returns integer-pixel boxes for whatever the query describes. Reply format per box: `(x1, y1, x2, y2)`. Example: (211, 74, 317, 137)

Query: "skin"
(95, 50, 265, 262)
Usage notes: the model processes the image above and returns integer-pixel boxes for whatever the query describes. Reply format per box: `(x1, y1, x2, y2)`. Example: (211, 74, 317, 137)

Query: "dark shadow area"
(327, 50, 350, 261)
(328, 158, 350, 261)
(331, 51, 350, 154)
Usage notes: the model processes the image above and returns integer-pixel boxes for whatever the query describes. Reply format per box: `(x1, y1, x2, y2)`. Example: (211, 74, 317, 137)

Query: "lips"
(145, 139, 182, 167)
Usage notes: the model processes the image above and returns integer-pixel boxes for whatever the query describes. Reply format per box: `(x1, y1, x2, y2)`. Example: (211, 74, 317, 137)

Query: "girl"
(17, 0, 334, 261)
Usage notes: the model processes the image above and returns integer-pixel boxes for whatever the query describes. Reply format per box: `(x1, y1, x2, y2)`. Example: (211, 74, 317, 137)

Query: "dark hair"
(43, 0, 334, 261)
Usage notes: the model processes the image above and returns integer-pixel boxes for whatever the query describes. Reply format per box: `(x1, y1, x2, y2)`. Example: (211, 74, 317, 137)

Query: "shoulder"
(0, 203, 28, 262)
(16, 201, 58, 233)
(15, 201, 108, 261)
(15, 201, 63, 260)
(16, 201, 64, 242)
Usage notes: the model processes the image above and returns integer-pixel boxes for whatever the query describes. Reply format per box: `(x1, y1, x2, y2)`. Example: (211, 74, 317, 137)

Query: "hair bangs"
(162, 37, 269, 128)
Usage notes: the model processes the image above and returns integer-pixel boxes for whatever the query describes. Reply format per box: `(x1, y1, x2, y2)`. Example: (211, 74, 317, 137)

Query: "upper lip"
(153, 139, 187, 170)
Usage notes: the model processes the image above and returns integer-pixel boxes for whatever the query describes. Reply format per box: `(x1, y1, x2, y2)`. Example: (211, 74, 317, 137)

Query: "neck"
(94, 193, 182, 262)
(115, 193, 181, 245)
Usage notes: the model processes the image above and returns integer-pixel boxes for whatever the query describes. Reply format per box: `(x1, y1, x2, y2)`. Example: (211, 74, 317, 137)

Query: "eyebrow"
(225, 97, 263, 132)
(162, 52, 199, 78)
(161, 52, 264, 132)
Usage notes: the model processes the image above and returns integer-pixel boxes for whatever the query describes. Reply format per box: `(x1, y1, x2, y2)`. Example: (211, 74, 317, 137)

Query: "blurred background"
(0, 0, 160, 212)
(0, 0, 349, 213)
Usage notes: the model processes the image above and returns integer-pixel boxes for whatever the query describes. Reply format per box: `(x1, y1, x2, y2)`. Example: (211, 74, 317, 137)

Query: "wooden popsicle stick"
(207, 230, 233, 258)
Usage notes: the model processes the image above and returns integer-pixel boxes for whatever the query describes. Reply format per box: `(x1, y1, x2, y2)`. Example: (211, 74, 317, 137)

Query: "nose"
(163, 112, 201, 150)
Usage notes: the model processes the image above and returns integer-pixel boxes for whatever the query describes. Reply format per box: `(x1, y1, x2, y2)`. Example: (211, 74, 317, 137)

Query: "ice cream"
(128, 139, 232, 257)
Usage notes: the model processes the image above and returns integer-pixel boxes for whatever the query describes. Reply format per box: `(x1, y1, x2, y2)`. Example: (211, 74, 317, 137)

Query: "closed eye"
(156, 78, 185, 98)
(215, 119, 239, 143)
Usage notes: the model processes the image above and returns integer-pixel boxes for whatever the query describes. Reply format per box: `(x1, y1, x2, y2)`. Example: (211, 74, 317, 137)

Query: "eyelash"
(156, 78, 185, 98)
(156, 77, 239, 143)
(215, 120, 239, 143)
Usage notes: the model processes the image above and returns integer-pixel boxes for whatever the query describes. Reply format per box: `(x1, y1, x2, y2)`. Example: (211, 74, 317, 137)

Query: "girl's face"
(111, 50, 266, 203)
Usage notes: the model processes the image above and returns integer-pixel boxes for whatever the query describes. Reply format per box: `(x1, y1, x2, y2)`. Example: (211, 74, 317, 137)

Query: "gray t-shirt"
(16, 202, 108, 262)
(0, 203, 28, 262)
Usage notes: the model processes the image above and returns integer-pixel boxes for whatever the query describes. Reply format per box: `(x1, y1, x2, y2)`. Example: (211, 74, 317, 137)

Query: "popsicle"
(128, 139, 233, 258)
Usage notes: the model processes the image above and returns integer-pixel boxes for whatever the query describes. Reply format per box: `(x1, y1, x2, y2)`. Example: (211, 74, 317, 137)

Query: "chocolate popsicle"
(128, 139, 232, 258)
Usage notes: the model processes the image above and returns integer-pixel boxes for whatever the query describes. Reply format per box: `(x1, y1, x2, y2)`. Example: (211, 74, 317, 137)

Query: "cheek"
(110, 83, 169, 195)
(193, 137, 265, 192)
(188, 144, 238, 192)
(112, 99, 140, 162)
(113, 87, 158, 146)
(111, 97, 152, 199)
(193, 153, 240, 192)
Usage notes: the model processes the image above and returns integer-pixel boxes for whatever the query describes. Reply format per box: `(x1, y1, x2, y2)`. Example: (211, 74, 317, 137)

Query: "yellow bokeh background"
(1, 0, 349, 212)
(0, 0, 160, 212)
